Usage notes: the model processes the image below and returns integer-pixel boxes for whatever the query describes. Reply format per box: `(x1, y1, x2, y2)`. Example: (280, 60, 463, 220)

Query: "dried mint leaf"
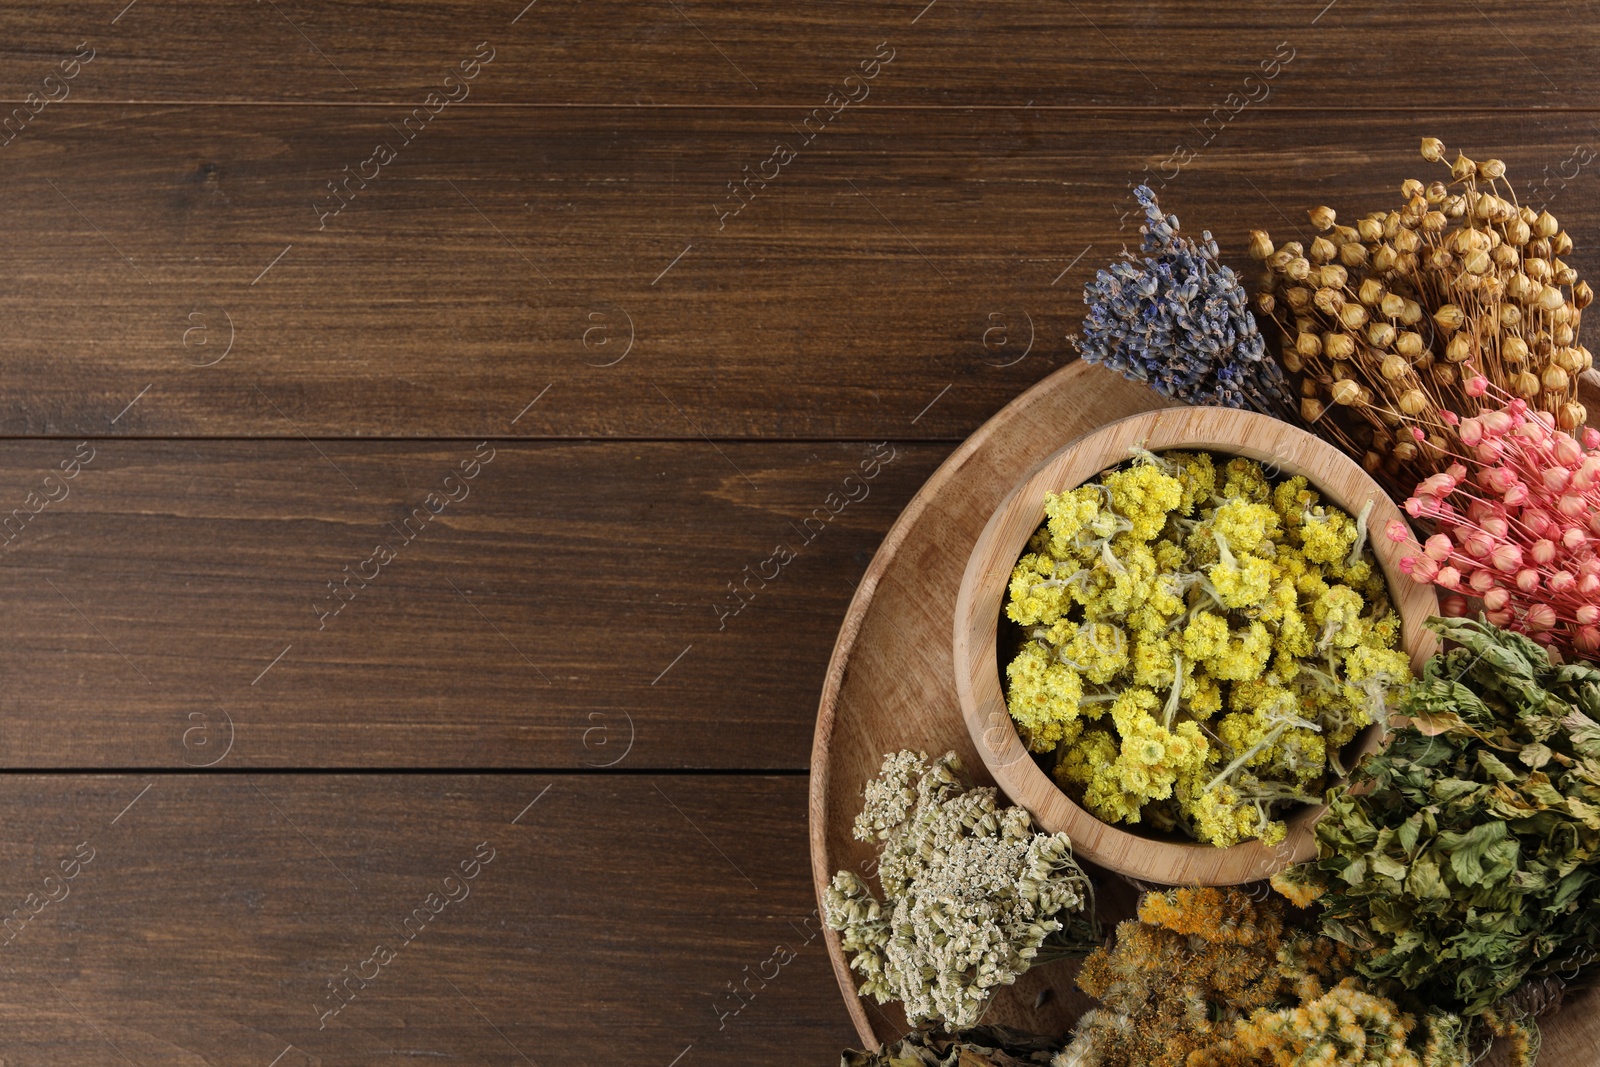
(1293, 616, 1600, 1017)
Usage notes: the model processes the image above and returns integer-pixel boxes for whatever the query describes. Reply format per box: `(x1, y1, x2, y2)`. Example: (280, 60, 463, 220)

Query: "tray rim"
(808, 359, 1132, 1048)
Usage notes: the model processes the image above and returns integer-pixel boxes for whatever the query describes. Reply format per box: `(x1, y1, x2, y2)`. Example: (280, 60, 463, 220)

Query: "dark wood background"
(0, 2, 1594, 1063)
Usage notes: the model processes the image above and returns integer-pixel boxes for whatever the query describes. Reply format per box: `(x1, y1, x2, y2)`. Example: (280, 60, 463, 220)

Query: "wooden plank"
(1, 107, 1597, 437)
(0, 774, 860, 1065)
(0, 438, 938, 768)
(0, 1, 1587, 107)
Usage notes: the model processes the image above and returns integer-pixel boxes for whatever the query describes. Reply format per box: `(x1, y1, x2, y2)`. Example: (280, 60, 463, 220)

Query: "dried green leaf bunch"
(1252, 138, 1591, 499)
(1057, 886, 1465, 1067)
(1274, 616, 1600, 1064)
(825, 751, 1099, 1029)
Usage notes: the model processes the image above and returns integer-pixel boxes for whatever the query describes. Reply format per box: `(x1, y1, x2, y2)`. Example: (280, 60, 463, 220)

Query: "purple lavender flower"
(1076, 186, 1294, 420)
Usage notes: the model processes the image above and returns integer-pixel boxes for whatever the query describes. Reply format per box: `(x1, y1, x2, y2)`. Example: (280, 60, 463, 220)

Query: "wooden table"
(0, 3, 1594, 1063)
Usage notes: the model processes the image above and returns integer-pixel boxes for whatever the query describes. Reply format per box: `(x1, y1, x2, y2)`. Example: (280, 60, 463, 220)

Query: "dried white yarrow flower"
(824, 750, 1099, 1029)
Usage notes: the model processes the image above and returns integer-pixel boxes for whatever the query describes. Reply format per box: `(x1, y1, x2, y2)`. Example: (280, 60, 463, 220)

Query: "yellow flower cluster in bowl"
(1003, 449, 1411, 848)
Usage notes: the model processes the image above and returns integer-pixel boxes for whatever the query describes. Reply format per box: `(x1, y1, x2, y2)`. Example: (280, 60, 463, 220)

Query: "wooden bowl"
(952, 407, 1440, 886)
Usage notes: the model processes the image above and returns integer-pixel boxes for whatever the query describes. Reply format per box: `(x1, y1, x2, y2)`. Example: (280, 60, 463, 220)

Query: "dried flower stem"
(1252, 138, 1590, 501)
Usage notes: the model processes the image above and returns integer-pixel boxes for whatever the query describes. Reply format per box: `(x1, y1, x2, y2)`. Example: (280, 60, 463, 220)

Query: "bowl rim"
(951, 406, 1440, 886)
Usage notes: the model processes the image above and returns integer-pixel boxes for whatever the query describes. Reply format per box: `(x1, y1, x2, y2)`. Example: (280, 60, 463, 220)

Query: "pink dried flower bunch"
(1386, 378, 1600, 659)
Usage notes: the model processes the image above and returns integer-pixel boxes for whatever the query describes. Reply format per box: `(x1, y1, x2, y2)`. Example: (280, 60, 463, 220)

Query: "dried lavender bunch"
(824, 751, 1098, 1029)
(1077, 185, 1296, 420)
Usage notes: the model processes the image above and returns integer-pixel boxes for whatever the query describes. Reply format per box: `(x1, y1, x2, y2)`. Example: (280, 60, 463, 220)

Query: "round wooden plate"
(809, 360, 1600, 1059)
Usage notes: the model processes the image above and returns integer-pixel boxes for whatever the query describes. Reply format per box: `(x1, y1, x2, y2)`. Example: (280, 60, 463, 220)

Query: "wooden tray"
(808, 360, 1600, 1059)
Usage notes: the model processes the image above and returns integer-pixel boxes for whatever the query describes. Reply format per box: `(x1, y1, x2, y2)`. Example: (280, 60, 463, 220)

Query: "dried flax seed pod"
(1253, 139, 1588, 501)
(1330, 379, 1362, 406)
(1398, 389, 1429, 416)
(1339, 241, 1370, 268)
(1435, 304, 1466, 332)
(1339, 303, 1369, 331)
(1323, 333, 1357, 361)
(1552, 347, 1583, 373)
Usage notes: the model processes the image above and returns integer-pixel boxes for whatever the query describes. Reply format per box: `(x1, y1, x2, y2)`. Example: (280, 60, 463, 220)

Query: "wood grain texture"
(0, 774, 856, 1066)
(0, 1, 1585, 107)
(0, 438, 940, 768)
(0, 109, 1598, 436)
(954, 404, 1439, 885)
(2, 0, 1598, 1060)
